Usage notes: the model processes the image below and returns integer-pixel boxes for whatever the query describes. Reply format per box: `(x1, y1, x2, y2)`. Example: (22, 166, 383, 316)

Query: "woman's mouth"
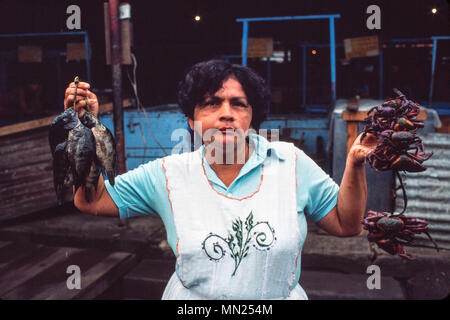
(218, 127, 235, 134)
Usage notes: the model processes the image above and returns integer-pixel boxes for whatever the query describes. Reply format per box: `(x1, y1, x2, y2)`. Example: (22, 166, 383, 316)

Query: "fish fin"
(85, 186, 92, 203)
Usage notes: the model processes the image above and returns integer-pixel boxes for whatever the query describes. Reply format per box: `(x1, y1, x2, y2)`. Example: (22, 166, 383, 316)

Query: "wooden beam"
(30, 251, 136, 300)
(0, 99, 132, 138)
(0, 244, 45, 275)
(342, 109, 427, 121)
(343, 109, 428, 154)
(0, 247, 83, 298)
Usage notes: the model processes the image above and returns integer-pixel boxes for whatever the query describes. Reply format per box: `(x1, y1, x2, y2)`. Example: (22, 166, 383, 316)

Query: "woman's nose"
(218, 102, 234, 121)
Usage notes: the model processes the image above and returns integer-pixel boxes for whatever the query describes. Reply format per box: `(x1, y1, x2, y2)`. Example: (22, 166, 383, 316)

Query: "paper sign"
(66, 42, 86, 61)
(18, 46, 42, 63)
(344, 36, 379, 59)
(247, 38, 274, 58)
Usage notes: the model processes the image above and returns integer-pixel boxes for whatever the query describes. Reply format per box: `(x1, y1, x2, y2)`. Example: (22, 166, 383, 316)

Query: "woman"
(64, 60, 377, 300)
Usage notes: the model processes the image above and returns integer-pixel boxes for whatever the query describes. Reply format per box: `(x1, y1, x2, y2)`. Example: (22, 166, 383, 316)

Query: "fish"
(66, 116, 97, 193)
(52, 141, 70, 205)
(49, 108, 79, 154)
(49, 108, 79, 205)
(84, 162, 102, 203)
(50, 76, 117, 204)
(81, 111, 117, 186)
(80, 105, 104, 201)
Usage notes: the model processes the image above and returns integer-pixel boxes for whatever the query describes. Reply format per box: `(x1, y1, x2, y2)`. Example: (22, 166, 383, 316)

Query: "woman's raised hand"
(63, 80, 99, 118)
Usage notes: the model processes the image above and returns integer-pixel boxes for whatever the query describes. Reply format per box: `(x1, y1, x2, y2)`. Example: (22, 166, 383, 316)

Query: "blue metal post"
(236, 15, 341, 107)
(379, 46, 383, 99)
(302, 45, 306, 107)
(84, 33, 91, 83)
(428, 38, 438, 106)
(242, 21, 249, 66)
(0, 31, 88, 38)
(329, 17, 336, 107)
(267, 56, 271, 114)
(236, 15, 340, 22)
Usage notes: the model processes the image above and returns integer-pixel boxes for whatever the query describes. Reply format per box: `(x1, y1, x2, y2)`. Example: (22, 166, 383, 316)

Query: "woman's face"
(188, 77, 253, 148)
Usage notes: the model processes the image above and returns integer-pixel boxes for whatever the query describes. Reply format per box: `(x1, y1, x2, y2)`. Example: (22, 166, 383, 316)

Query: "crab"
(363, 210, 439, 260)
(365, 130, 433, 172)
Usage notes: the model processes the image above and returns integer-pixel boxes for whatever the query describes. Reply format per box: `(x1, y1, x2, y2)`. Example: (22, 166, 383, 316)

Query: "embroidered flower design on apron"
(201, 211, 276, 276)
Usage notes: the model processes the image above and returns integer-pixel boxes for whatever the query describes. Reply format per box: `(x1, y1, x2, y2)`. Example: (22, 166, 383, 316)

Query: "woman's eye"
(203, 101, 219, 107)
(233, 102, 248, 108)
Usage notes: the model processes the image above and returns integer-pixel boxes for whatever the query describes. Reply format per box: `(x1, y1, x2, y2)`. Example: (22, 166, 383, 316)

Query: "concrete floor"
(0, 204, 448, 300)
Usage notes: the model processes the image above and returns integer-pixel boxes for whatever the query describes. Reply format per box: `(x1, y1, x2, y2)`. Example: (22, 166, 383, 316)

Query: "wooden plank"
(0, 116, 55, 138)
(31, 251, 136, 300)
(0, 241, 13, 250)
(0, 243, 45, 275)
(2, 247, 111, 300)
(0, 99, 132, 137)
(0, 247, 83, 298)
(0, 127, 48, 148)
(104, 2, 111, 65)
(342, 109, 427, 122)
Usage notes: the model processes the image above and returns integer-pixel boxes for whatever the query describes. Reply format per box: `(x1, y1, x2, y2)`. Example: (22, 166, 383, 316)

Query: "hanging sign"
(344, 35, 379, 59)
(18, 46, 43, 63)
(247, 38, 274, 58)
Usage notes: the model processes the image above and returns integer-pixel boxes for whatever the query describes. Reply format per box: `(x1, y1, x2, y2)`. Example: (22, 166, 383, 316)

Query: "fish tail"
(107, 170, 115, 186)
(85, 185, 93, 203)
(56, 186, 65, 206)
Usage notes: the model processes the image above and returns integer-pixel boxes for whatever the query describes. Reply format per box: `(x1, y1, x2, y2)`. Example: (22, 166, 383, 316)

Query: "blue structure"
(99, 105, 330, 171)
(0, 31, 91, 83)
(236, 15, 341, 107)
(0, 31, 91, 112)
(225, 34, 450, 115)
(429, 36, 450, 106)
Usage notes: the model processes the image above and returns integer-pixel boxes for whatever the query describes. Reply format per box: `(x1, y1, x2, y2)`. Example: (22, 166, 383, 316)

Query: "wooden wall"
(0, 127, 57, 222)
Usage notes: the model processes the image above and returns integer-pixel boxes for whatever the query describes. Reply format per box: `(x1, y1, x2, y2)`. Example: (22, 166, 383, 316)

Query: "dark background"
(0, 0, 448, 119)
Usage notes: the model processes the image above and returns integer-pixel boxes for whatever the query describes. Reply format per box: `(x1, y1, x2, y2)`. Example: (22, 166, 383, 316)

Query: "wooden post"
(342, 109, 428, 154)
(104, 3, 132, 65)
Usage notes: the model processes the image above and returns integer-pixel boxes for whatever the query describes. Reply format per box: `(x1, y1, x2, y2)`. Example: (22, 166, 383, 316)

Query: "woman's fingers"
(70, 99, 97, 117)
(64, 95, 84, 109)
(65, 87, 89, 99)
(83, 91, 98, 115)
(68, 81, 90, 90)
(63, 81, 99, 116)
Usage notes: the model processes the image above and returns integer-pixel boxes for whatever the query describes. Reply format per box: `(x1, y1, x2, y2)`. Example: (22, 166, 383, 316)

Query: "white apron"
(161, 142, 307, 300)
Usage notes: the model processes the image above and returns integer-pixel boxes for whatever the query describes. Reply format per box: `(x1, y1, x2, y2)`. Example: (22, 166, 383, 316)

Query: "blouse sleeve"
(295, 148, 340, 222)
(104, 158, 166, 219)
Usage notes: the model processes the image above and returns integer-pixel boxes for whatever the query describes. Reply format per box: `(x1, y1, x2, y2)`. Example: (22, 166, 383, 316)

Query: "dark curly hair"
(177, 60, 270, 129)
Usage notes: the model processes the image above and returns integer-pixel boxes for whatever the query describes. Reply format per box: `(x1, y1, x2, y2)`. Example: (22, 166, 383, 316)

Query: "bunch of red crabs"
(360, 89, 439, 260)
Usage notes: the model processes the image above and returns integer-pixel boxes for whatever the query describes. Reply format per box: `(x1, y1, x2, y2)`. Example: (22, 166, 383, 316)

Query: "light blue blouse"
(105, 133, 339, 284)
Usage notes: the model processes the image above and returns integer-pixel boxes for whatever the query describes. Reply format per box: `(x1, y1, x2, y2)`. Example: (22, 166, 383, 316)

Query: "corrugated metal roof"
(395, 133, 450, 250)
